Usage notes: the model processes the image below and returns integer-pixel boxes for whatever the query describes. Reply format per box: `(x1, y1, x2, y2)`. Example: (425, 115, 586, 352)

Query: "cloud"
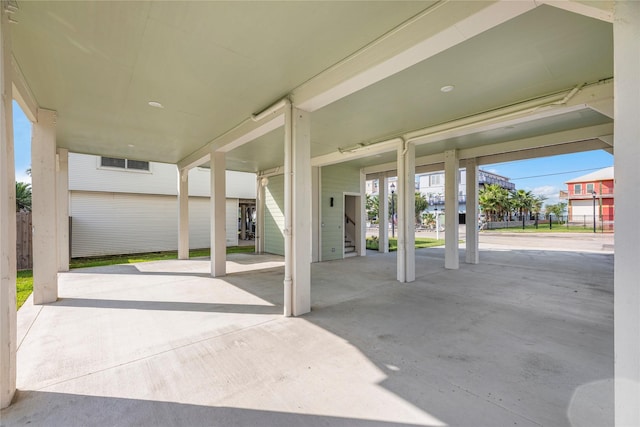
(532, 185, 559, 197)
(528, 185, 563, 206)
(15, 171, 31, 184)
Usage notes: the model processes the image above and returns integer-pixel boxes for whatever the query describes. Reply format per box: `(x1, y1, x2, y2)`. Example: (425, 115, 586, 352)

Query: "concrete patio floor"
(1, 236, 613, 426)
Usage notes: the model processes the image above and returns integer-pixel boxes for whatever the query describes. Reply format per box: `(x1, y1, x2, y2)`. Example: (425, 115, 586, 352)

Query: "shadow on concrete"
(51, 298, 281, 315)
(5, 245, 613, 426)
(223, 246, 614, 426)
(3, 390, 433, 427)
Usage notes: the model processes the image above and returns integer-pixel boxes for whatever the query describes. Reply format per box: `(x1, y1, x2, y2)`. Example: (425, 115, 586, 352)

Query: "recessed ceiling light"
(440, 85, 455, 93)
(148, 101, 164, 108)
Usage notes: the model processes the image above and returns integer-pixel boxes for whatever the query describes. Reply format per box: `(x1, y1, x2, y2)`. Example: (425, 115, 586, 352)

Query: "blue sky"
(483, 150, 613, 206)
(13, 101, 32, 184)
(12, 101, 613, 207)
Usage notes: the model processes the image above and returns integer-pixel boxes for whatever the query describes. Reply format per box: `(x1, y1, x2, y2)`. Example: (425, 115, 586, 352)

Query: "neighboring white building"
(366, 169, 515, 214)
(68, 153, 256, 258)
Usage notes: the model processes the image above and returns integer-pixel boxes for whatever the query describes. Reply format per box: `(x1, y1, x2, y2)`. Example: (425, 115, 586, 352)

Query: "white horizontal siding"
(264, 175, 285, 256)
(68, 153, 256, 199)
(321, 164, 360, 261)
(70, 191, 240, 257)
(226, 198, 239, 247)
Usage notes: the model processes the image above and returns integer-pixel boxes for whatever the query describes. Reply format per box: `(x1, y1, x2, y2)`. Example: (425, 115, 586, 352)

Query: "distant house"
(564, 166, 614, 226)
(68, 153, 256, 258)
(366, 168, 515, 214)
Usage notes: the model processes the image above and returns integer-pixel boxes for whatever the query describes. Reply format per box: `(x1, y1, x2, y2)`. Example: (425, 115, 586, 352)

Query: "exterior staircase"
(344, 238, 357, 258)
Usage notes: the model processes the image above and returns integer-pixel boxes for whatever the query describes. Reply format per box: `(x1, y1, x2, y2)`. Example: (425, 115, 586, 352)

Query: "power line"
(509, 166, 611, 181)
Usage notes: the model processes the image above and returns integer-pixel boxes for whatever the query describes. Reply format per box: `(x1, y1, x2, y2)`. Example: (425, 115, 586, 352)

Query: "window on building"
(430, 174, 443, 186)
(586, 183, 594, 194)
(574, 184, 582, 195)
(101, 157, 150, 171)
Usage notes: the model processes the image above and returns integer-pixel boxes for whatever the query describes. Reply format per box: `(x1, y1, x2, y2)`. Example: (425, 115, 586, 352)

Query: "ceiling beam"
(311, 138, 402, 167)
(363, 122, 613, 175)
(177, 114, 284, 171)
(407, 80, 613, 147)
(599, 134, 613, 146)
(536, 0, 613, 23)
(293, 0, 538, 112)
(11, 55, 38, 123)
(476, 138, 609, 165)
(458, 123, 613, 159)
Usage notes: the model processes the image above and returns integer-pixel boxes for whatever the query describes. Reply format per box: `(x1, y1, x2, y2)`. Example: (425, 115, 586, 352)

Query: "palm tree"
(510, 189, 535, 221)
(16, 182, 32, 212)
(479, 184, 510, 222)
(531, 195, 547, 227)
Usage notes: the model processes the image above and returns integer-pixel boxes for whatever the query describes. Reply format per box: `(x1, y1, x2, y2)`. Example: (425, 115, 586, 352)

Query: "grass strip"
(16, 246, 255, 310)
(366, 237, 445, 251)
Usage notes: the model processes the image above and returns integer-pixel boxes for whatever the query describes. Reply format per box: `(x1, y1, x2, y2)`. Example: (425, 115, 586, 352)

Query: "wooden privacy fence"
(16, 211, 33, 270)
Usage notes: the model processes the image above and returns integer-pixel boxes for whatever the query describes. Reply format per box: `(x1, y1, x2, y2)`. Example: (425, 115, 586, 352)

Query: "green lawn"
(366, 237, 445, 251)
(15, 246, 255, 310)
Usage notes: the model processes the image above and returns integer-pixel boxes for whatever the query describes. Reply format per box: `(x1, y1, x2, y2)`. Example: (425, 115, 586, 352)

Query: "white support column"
(614, 2, 640, 425)
(444, 149, 459, 270)
(0, 6, 16, 408)
(56, 148, 69, 271)
(32, 108, 58, 304)
(378, 174, 389, 253)
(311, 166, 321, 262)
(465, 159, 479, 264)
(210, 151, 226, 277)
(178, 167, 189, 260)
(397, 141, 415, 282)
(255, 176, 265, 254)
(284, 104, 311, 316)
(240, 204, 247, 240)
(358, 169, 366, 256)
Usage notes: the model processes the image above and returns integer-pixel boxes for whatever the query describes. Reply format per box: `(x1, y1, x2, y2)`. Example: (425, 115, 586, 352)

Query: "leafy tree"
(415, 192, 428, 224)
(366, 194, 379, 221)
(545, 202, 567, 220)
(16, 182, 32, 212)
(531, 195, 547, 216)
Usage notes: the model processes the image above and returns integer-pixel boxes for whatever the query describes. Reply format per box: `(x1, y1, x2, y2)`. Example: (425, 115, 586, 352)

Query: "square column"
(444, 149, 459, 270)
(284, 105, 311, 316)
(32, 108, 58, 304)
(614, 1, 640, 425)
(178, 167, 189, 260)
(210, 151, 226, 277)
(56, 148, 69, 272)
(397, 141, 415, 283)
(255, 176, 265, 254)
(0, 7, 16, 408)
(240, 204, 247, 240)
(358, 169, 366, 256)
(465, 159, 479, 264)
(378, 174, 389, 253)
(311, 166, 321, 262)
